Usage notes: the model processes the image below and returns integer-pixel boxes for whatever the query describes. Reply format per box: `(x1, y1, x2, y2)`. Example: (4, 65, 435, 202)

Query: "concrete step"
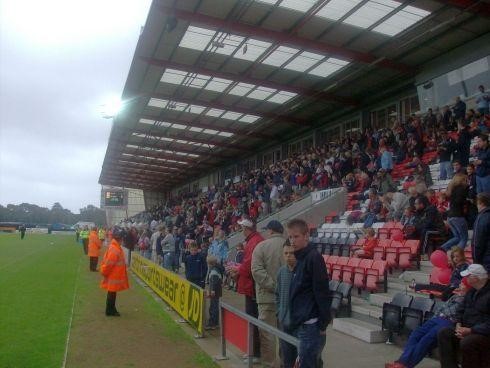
(400, 270, 430, 284)
(351, 296, 383, 320)
(369, 288, 426, 308)
(332, 318, 388, 343)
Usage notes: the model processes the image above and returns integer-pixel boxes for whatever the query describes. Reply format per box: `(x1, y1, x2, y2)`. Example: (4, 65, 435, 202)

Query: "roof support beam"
(139, 113, 277, 140)
(104, 153, 212, 169)
(150, 92, 309, 127)
(103, 169, 180, 183)
(141, 57, 357, 106)
(433, 0, 490, 18)
(157, 5, 414, 73)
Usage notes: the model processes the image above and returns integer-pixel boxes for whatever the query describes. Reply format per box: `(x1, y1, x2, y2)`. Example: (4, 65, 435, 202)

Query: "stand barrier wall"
(130, 253, 205, 336)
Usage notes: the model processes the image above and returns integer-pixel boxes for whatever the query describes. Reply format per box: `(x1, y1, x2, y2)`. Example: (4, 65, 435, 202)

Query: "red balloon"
(430, 250, 449, 268)
(438, 267, 452, 285)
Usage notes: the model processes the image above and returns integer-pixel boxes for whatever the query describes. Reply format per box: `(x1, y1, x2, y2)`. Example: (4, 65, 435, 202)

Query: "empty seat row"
(381, 293, 437, 343)
(329, 280, 352, 317)
(323, 255, 387, 293)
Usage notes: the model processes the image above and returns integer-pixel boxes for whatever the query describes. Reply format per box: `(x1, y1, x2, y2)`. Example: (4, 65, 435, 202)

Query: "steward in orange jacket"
(100, 226, 129, 316)
(88, 229, 101, 272)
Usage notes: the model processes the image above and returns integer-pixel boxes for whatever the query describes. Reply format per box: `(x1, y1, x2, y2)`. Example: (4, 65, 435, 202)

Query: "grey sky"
(0, 0, 152, 213)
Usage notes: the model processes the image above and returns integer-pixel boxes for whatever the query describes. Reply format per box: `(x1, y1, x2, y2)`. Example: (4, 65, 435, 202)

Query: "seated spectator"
(437, 192, 450, 214)
(351, 228, 377, 258)
(438, 264, 490, 368)
(426, 189, 438, 207)
(410, 196, 446, 244)
(385, 281, 468, 368)
(360, 189, 383, 228)
(342, 173, 357, 192)
(412, 247, 469, 301)
(401, 206, 416, 227)
(383, 192, 409, 221)
(377, 169, 397, 195)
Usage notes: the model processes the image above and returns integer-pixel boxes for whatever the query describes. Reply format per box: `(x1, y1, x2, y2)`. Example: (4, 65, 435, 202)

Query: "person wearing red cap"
(385, 281, 468, 368)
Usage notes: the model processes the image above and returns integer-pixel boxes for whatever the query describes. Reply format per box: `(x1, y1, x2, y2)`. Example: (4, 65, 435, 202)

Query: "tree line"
(0, 202, 106, 226)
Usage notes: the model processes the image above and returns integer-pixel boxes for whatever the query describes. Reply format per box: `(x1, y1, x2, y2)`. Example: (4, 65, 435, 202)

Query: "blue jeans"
(162, 252, 174, 271)
(441, 217, 468, 251)
(294, 322, 322, 368)
(398, 317, 453, 368)
(439, 161, 453, 180)
(476, 175, 490, 194)
(208, 296, 219, 326)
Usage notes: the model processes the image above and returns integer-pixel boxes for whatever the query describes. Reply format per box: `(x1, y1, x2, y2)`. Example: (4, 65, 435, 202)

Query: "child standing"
(184, 243, 207, 289)
(205, 256, 222, 330)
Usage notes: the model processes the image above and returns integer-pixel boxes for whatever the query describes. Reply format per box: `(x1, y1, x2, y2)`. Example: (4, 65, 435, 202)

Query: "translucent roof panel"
(373, 5, 430, 36)
(160, 68, 187, 84)
(257, 0, 278, 4)
(205, 77, 233, 92)
(159, 121, 172, 127)
(218, 132, 234, 137)
(187, 104, 206, 114)
(280, 0, 316, 12)
(148, 98, 168, 108)
(185, 73, 210, 88)
(168, 102, 188, 111)
(234, 39, 272, 62)
(212, 32, 244, 56)
(139, 118, 155, 125)
(206, 108, 225, 117)
(309, 57, 350, 77)
(285, 51, 324, 72)
(247, 86, 277, 100)
(316, 0, 363, 21)
(229, 82, 255, 96)
(171, 123, 187, 130)
(203, 129, 219, 135)
(179, 26, 216, 51)
(343, 0, 401, 29)
(239, 114, 260, 124)
(188, 153, 200, 158)
(267, 90, 297, 104)
(221, 111, 242, 120)
(189, 127, 204, 133)
(262, 46, 300, 67)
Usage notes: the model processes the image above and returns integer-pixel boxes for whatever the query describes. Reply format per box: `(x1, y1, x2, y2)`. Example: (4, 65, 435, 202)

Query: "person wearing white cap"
(230, 218, 264, 363)
(438, 264, 490, 368)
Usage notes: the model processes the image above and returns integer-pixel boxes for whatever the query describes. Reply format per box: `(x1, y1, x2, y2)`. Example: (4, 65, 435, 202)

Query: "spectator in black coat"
(472, 193, 490, 272)
(452, 96, 466, 121)
(438, 264, 490, 368)
(455, 121, 474, 167)
(184, 243, 207, 288)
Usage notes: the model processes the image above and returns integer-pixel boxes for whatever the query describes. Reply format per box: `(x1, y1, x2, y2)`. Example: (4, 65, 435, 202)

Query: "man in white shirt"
(150, 226, 164, 263)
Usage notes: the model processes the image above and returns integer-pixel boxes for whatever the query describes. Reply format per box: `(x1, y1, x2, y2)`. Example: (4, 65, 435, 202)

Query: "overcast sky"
(0, 0, 152, 213)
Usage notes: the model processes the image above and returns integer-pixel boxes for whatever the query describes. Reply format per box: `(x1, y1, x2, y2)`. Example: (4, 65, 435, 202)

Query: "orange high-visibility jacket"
(100, 239, 129, 292)
(88, 231, 102, 257)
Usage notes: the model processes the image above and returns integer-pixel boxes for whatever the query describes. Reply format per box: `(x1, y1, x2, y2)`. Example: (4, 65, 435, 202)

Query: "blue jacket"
(289, 244, 331, 331)
(381, 150, 393, 170)
(472, 207, 490, 272)
(184, 252, 207, 281)
(476, 146, 490, 178)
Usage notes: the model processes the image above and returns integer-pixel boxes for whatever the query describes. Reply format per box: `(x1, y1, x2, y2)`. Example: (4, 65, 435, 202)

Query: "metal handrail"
(218, 301, 299, 368)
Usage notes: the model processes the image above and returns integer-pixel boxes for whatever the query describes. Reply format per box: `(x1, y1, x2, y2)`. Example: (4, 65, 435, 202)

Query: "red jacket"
(238, 231, 264, 297)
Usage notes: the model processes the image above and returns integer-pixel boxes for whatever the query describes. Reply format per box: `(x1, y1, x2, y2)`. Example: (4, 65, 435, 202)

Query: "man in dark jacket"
(287, 218, 331, 368)
(438, 130, 457, 180)
(473, 193, 490, 272)
(438, 264, 490, 368)
(452, 96, 466, 121)
(475, 134, 490, 194)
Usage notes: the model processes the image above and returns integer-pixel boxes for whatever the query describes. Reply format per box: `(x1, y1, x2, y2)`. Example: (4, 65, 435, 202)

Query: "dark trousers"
(438, 326, 490, 368)
(89, 256, 98, 271)
(245, 295, 260, 358)
(20, 231, 25, 239)
(399, 317, 452, 368)
(208, 296, 219, 326)
(82, 239, 88, 255)
(294, 322, 322, 368)
(106, 291, 117, 315)
(280, 330, 297, 368)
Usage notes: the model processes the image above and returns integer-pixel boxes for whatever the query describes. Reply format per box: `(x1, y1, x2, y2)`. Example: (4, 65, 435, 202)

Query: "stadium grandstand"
(98, 0, 490, 367)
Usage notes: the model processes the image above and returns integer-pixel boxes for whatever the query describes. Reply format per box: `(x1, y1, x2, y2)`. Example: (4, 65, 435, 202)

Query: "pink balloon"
(430, 250, 449, 268)
(438, 267, 452, 285)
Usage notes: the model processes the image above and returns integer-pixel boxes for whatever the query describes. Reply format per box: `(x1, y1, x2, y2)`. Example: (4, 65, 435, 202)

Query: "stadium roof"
(99, 0, 490, 191)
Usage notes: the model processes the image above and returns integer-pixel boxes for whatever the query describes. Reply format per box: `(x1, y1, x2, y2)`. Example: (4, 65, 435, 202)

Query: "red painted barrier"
(222, 308, 248, 353)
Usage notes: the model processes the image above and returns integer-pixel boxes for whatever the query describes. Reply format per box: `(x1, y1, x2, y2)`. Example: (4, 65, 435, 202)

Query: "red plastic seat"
(331, 257, 349, 281)
(404, 240, 420, 255)
(373, 246, 385, 261)
(398, 247, 412, 269)
(355, 238, 366, 248)
(378, 228, 390, 240)
(378, 239, 393, 248)
(342, 258, 362, 283)
(385, 247, 399, 268)
(353, 259, 374, 289)
(323, 254, 330, 265)
(366, 260, 387, 292)
(326, 256, 339, 274)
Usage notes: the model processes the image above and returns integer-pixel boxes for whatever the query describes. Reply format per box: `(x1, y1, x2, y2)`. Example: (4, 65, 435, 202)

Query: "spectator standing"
(208, 229, 229, 266)
(452, 96, 466, 121)
(19, 224, 26, 240)
(205, 256, 222, 330)
(474, 134, 490, 193)
(476, 85, 490, 116)
(455, 122, 473, 167)
(184, 243, 207, 288)
(80, 226, 89, 255)
(472, 193, 490, 272)
(231, 218, 264, 363)
(100, 226, 129, 316)
(287, 219, 331, 368)
(380, 146, 393, 172)
(251, 220, 285, 367)
(161, 227, 175, 271)
(438, 264, 490, 368)
(440, 174, 469, 251)
(150, 226, 164, 263)
(276, 241, 297, 368)
(438, 130, 456, 180)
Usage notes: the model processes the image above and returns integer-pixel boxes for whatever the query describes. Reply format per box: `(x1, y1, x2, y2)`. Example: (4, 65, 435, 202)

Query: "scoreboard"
(103, 190, 125, 207)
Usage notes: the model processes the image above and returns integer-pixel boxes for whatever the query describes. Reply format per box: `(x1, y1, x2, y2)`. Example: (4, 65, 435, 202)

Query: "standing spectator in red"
(230, 218, 264, 363)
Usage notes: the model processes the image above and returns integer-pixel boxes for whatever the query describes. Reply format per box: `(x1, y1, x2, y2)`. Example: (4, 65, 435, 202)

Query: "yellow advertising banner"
(131, 253, 204, 335)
